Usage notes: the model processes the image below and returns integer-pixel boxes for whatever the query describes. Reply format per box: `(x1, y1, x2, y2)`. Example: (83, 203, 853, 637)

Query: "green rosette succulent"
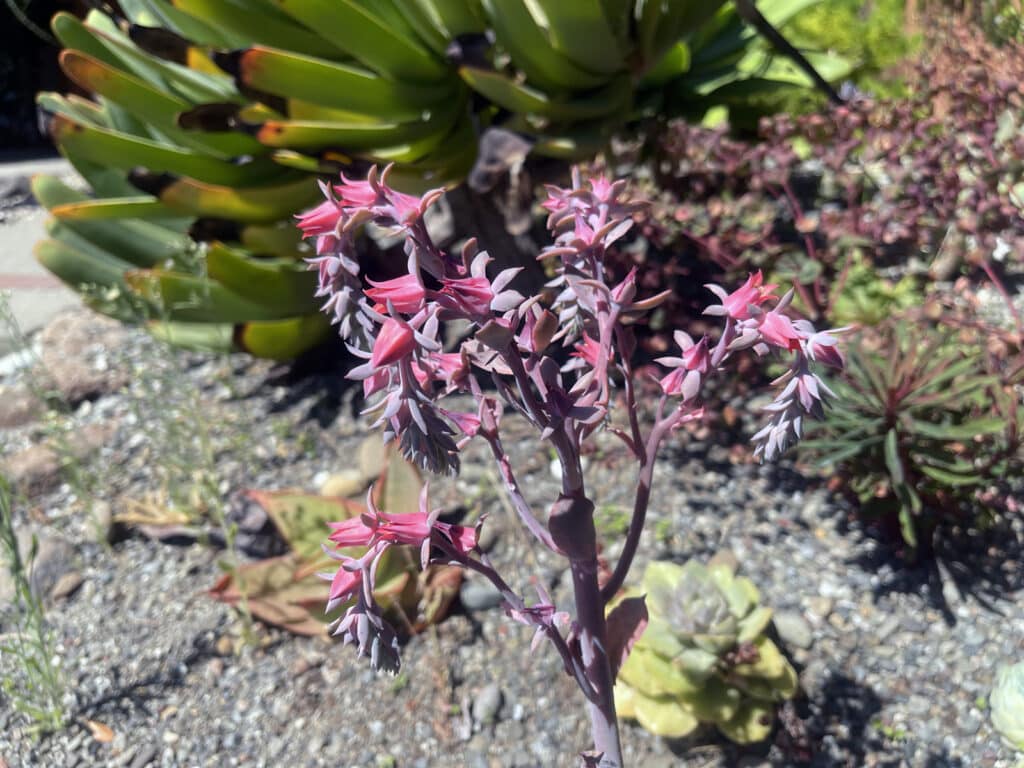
(614, 558, 797, 744)
(991, 662, 1024, 750)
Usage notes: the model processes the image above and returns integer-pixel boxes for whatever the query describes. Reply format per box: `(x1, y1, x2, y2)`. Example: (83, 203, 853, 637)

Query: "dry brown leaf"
(83, 719, 114, 743)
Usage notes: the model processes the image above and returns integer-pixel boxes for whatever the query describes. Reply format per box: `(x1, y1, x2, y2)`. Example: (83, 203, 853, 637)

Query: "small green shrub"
(790, 0, 918, 97)
(0, 476, 66, 735)
(801, 317, 1024, 557)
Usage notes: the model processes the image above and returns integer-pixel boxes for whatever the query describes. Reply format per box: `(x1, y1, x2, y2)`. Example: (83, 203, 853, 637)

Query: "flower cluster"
(298, 166, 842, 764)
(683, 271, 846, 460)
(297, 167, 525, 477)
(321, 484, 477, 670)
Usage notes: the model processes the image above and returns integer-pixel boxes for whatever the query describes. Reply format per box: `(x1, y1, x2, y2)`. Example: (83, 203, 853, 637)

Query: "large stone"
(37, 310, 128, 405)
(471, 683, 503, 727)
(459, 577, 503, 612)
(0, 530, 78, 607)
(1, 444, 60, 495)
(0, 383, 43, 428)
(28, 535, 78, 600)
(319, 468, 366, 498)
(1, 422, 113, 496)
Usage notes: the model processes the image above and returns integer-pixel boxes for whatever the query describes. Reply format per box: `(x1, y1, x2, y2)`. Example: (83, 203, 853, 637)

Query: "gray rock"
(799, 658, 831, 700)
(129, 744, 158, 768)
(28, 535, 78, 600)
(318, 468, 365, 498)
(50, 570, 84, 600)
(471, 683, 503, 726)
(476, 522, 500, 553)
(774, 610, 814, 650)
(460, 577, 503, 612)
(37, 310, 128, 405)
(876, 615, 900, 641)
(89, 500, 117, 545)
(805, 596, 834, 622)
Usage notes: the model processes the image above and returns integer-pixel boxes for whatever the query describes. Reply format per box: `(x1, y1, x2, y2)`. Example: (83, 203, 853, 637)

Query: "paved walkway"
(0, 155, 81, 355)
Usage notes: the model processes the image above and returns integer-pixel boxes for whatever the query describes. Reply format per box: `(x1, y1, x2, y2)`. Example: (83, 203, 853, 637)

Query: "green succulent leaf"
(717, 699, 775, 744)
(738, 606, 774, 643)
(619, 647, 703, 697)
(41, 0, 848, 361)
(631, 692, 700, 739)
(244, 489, 364, 560)
(734, 638, 789, 680)
(681, 676, 742, 724)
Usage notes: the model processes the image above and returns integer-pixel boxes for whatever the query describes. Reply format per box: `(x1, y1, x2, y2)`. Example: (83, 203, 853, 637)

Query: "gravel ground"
(1, 309, 1022, 768)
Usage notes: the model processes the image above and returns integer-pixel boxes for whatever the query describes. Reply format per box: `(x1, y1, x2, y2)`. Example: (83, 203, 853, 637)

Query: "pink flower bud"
(295, 198, 342, 238)
(681, 335, 710, 374)
(327, 565, 362, 605)
(705, 270, 778, 320)
(757, 310, 802, 351)
(610, 268, 637, 306)
(365, 274, 426, 314)
(371, 317, 416, 368)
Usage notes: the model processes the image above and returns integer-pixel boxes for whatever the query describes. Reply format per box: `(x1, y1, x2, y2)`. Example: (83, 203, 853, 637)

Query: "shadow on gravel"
(68, 632, 222, 723)
(261, 337, 360, 428)
(794, 671, 886, 767)
(921, 750, 967, 768)
(830, 507, 1024, 624)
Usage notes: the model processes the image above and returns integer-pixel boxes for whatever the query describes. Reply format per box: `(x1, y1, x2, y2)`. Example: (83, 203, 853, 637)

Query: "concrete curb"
(0, 156, 82, 355)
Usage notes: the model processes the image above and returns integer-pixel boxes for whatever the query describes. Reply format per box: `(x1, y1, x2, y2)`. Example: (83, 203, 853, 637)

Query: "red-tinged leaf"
(372, 447, 423, 515)
(417, 565, 464, 630)
(606, 595, 649, 680)
(244, 489, 365, 560)
(209, 554, 333, 637)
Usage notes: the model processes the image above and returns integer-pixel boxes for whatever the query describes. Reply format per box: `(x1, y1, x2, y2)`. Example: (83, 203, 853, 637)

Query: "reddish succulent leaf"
(417, 564, 464, 630)
(219, 452, 455, 637)
(606, 595, 649, 680)
(209, 554, 333, 637)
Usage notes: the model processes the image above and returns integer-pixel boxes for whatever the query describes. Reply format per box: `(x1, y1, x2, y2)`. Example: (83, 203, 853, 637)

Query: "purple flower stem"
(504, 347, 550, 430)
(600, 399, 677, 603)
(615, 327, 644, 457)
(505, 348, 623, 764)
(569, 549, 624, 768)
(482, 432, 560, 552)
(437, 542, 598, 702)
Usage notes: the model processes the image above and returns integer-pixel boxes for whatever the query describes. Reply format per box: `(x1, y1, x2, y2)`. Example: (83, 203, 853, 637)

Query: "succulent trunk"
(552, 489, 624, 767)
(570, 552, 624, 768)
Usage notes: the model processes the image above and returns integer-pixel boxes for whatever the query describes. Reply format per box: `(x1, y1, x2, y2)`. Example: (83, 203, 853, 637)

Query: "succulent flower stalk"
(304, 166, 841, 767)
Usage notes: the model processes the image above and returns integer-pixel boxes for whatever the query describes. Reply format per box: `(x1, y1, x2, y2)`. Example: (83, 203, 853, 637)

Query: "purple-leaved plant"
(297, 166, 843, 767)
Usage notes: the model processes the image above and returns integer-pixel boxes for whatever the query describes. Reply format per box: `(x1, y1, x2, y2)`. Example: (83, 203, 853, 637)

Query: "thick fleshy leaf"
(734, 637, 788, 680)
(680, 676, 742, 724)
(716, 699, 775, 744)
(619, 647, 702, 697)
(632, 692, 700, 738)
(209, 554, 333, 637)
(244, 489, 364, 560)
(606, 595, 649, 680)
(738, 606, 773, 643)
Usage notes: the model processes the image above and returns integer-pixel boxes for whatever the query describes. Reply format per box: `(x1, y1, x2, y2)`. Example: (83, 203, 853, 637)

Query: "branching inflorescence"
(296, 166, 843, 767)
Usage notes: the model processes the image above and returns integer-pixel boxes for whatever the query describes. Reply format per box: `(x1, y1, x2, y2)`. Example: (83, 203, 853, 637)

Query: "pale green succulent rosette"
(614, 558, 797, 744)
(992, 662, 1024, 751)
